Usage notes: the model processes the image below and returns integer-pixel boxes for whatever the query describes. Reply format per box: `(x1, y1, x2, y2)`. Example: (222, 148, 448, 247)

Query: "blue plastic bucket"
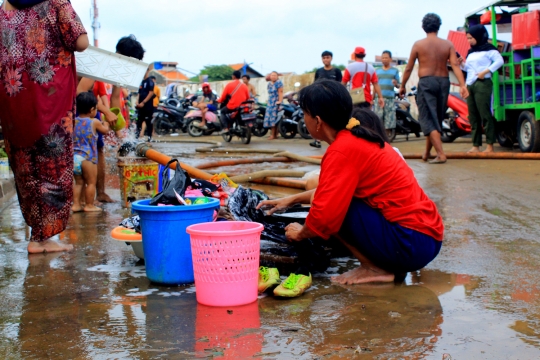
(132, 198, 220, 285)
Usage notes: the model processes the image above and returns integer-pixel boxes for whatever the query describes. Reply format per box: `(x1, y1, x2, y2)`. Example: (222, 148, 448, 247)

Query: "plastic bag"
(149, 159, 191, 206)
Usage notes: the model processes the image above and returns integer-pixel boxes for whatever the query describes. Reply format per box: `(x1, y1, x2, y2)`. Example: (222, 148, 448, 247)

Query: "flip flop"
(429, 158, 447, 164)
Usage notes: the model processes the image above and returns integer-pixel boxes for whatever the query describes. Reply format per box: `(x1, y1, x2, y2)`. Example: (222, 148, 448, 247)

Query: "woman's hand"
(256, 197, 294, 215)
(285, 223, 304, 242)
(104, 109, 118, 125)
(477, 69, 490, 80)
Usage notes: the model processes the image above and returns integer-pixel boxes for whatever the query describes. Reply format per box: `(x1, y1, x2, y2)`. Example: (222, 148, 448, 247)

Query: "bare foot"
(483, 145, 494, 153)
(331, 265, 395, 285)
(84, 205, 103, 212)
(96, 193, 116, 203)
(268, 136, 277, 140)
(28, 239, 74, 254)
(71, 205, 83, 213)
(428, 156, 447, 164)
(467, 147, 480, 153)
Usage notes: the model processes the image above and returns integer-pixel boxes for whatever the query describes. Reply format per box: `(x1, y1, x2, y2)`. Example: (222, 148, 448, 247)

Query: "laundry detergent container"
(132, 198, 220, 285)
(187, 221, 263, 307)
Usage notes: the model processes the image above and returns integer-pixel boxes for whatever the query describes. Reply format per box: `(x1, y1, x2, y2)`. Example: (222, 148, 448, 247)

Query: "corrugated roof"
(448, 30, 471, 57)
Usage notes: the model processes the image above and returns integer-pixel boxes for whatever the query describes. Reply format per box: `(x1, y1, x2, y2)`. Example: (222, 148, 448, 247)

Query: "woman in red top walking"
(258, 80, 443, 284)
(0, 0, 88, 253)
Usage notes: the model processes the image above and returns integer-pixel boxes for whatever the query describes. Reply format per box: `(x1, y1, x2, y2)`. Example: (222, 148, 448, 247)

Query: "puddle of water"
(2, 140, 540, 359)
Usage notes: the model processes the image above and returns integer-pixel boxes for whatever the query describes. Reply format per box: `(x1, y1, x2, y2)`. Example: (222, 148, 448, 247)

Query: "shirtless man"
(400, 13, 469, 164)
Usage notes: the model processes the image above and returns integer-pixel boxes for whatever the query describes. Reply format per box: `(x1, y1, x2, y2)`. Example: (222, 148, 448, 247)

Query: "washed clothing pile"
(228, 186, 334, 273)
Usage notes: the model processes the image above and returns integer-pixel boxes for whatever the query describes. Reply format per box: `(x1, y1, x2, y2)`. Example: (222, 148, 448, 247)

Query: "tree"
(191, 65, 234, 82)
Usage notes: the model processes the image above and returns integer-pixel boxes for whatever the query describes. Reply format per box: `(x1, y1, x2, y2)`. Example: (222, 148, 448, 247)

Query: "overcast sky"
(70, 0, 492, 75)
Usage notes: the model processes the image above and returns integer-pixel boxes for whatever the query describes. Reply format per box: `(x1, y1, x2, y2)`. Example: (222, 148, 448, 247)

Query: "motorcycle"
(391, 87, 422, 141)
(442, 92, 471, 143)
(186, 101, 256, 144)
(296, 109, 312, 139)
(252, 102, 269, 137)
(221, 101, 257, 144)
(152, 103, 188, 135)
(277, 91, 301, 139)
(185, 107, 220, 137)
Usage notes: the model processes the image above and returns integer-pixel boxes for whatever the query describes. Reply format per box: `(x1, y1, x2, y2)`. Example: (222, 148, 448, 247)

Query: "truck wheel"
(517, 111, 540, 152)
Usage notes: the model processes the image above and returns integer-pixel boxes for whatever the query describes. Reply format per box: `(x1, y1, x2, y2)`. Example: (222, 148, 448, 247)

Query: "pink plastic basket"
(186, 221, 263, 307)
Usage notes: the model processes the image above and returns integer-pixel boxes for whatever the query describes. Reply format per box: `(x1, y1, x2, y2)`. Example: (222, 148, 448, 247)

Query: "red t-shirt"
(342, 61, 378, 104)
(93, 81, 107, 99)
(218, 80, 250, 110)
(305, 131, 444, 241)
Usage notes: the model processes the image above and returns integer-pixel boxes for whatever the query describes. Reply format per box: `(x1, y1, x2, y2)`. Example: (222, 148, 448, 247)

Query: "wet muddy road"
(1, 134, 539, 359)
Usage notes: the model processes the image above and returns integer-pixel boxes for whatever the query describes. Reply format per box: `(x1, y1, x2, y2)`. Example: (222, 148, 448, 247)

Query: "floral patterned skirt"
(6, 123, 74, 242)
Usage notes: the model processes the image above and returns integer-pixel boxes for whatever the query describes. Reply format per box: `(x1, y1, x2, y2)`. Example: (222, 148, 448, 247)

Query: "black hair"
(321, 50, 333, 58)
(382, 50, 392, 58)
(298, 80, 387, 148)
(422, 13, 442, 33)
(149, 75, 157, 80)
(355, 53, 366, 59)
(242, 74, 251, 80)
(116, 35, 145, 60)
(232, 70, 242, 79)
(77, 92, 98, 115)
(350, 108, 390, 147)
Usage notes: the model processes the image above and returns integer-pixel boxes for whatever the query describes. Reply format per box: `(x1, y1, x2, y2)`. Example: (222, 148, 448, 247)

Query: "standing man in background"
(315, 51, 343, 82)
(342, 47, 384, 109)
(311, 50, 343, 148)
(375, 51, 400, 139)
(400, 13, 468, 164)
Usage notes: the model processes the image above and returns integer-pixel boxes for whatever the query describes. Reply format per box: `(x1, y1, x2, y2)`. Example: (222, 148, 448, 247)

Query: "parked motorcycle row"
(150, 84, 472, 144)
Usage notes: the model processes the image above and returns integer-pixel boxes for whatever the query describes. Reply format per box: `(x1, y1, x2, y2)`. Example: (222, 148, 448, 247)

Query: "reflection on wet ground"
(1, 135, 540, 359)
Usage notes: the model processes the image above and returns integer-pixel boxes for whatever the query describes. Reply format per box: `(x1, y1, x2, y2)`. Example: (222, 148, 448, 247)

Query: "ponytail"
(346, 108, 390, 148)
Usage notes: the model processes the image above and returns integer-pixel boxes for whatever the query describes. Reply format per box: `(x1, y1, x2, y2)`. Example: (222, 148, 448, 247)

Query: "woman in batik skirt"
(0, 0, 88, 253)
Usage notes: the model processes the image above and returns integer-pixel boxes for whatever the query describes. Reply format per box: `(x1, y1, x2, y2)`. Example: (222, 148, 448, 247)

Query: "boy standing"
(375, 51, 400, 138)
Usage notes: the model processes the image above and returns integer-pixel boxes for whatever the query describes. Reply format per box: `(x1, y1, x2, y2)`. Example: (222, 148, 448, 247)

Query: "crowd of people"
(0, 0, 503, 299)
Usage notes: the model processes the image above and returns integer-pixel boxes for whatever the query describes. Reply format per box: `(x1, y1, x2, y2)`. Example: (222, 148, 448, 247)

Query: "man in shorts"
(400, 13, 468, 164)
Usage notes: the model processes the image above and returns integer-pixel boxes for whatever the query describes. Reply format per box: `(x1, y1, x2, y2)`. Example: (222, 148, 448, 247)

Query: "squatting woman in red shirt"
(257, 80, 444, 284)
